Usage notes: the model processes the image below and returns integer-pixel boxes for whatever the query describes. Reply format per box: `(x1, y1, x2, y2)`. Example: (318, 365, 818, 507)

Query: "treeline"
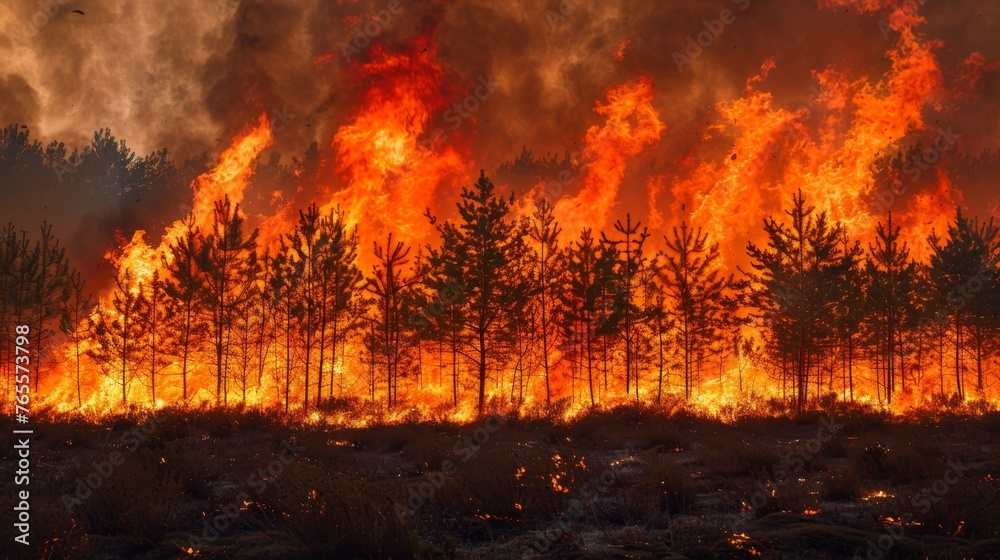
(2, 121, 1000, 414)
(5, 171, 1000, 415)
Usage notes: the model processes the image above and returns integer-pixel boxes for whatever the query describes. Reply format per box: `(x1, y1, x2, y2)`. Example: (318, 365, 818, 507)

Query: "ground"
(2, 402, 999, 559)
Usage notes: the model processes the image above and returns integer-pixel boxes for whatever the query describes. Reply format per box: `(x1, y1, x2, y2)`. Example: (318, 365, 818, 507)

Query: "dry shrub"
(773, 480, 820, 515)
(597, 481, 658, 525)
(852, 437, 943, 484)
(427, 445, 580, 536)
(882, 443, 943, 484)
(817, 431, 850, 459)
(595, 454, 693, 525)
(73, 447, 185, 544)
(823, 467, 864, 501)
(347, 423, 421, 453)
(697, 436, 779, 479)
(646, 456, 695, 515)
(157, 437, 214, 499)
(837, 407, 891, 439)
(268, 461, 414, 559)
(909, 478, 1000, 540)
(401, 430, 456, 473)
(639, 422, 690, 452)
(981, 410, 1000, 434)
(293, 429, 356, 469)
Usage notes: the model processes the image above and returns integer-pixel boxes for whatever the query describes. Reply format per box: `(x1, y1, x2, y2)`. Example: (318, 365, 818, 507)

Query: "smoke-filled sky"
(4, 0, 999, 160)
(1, 0, 999, 280)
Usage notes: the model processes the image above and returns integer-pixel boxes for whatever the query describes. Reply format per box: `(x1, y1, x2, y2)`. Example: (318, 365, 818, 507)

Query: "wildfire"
(106, 230, 162, 294)
(28, 0, 1000, 421)
(321, 37, 468, 259)
(187, 113, 274, 236)
(552, 76, 665, 237)
(673, 0, 947, 263)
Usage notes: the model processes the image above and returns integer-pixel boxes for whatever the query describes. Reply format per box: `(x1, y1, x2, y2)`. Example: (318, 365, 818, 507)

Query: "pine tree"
(200, 196, 260, 405)
(314, 208, 363, 403)
(423, 218, 468, 406)
(745, 190, 862, 412)
(286, 204, 323, 411)
(268, 250, 300, 413)
(164, 213, 207, 400)
(61, 269, 94, 408)
(366, 233, 421, 408)
(428, 171, 531, 415)
(0, 226, 36, 397)
(144, 271, 176, 404)
(658, 222, 734, 400)
(927, 210, 1000, 399)
(601, 215, 650, 401)
(865, 213, 918, 405)
(560, 229, 604, 405)
(527, 198, 563, 406)
(91, 270, 149, 406)
(30, 222, 70, 390)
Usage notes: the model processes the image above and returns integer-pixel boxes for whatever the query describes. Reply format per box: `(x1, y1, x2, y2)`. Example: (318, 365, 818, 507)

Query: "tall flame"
(670, 0, 949, 265)
(323, 39, 468, 254)
(175, 113, 274, 243)
(554, 76, 665, 236)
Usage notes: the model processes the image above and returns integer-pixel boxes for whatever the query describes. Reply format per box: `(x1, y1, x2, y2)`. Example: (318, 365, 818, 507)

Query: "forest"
(2, 123, 1000, 418)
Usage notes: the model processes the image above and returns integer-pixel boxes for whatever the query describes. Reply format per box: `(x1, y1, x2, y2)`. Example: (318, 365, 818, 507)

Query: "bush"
(73, 447, 185, 544)
(424, 445, 582, 538)
(697, 437, 779, 479)
(851, 436, 943, 484)
(822, 468, 864, 501)
(268, 461, 415, 559)
(640, 422, 690, 452)
(0, 494, 89, 559)
(645, 456, 695, 514)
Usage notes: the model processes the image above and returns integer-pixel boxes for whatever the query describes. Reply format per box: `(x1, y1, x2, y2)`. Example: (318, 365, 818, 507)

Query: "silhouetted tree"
(366, 233, 421, 408)
(745, 190, 862, 412)
(268, 251, 300, 413)
(164, 214, 207, 400)
(200, 196, 260, 404)
(314, 207, 363, 403)
(658, 222, 735, 400)
(422, 217, 468, 406)
(527, 198, 563, 406)
(428, 171, 531, 415)
(865, 213, 918, 405)
(560, 229, 606, 405)
(29, 222, 70, 390)
(927, 210, 1000, 399)
(91, 270, 148, 406)
(602, 215, 651, 401)
(61, 269, 94, 408)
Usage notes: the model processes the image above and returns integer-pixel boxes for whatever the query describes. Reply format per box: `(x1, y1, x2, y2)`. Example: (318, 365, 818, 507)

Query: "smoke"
(1, 0, 998, 277)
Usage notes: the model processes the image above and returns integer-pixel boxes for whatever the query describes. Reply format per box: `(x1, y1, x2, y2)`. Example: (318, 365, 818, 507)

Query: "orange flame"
(323, 39, 468, 255)
(553, 76, 665, 236)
